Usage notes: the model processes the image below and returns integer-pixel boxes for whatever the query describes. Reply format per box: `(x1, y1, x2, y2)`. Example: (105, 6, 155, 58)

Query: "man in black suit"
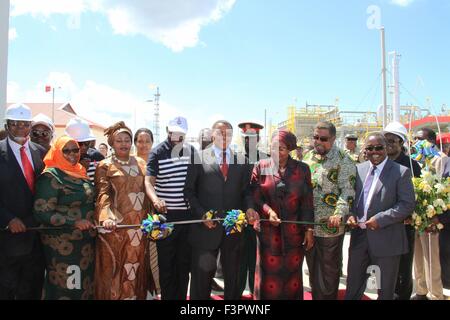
(383, 122, 421, 300)
(184, 120, 258, 300)
(0, 103, 46, 300)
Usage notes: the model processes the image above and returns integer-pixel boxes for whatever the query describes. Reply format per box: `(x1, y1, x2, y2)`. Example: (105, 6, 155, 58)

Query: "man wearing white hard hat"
(0, 103, 46, 299)
(31, 113, 54, 152)
(145, 116, 197, 300)
(65, 118, 104, 184)
(383, 121, 422, 300)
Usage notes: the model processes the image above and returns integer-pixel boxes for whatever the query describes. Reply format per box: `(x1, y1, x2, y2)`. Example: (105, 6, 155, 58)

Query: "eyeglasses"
(365, 145, 385, 152)
(313, 135, 330, 142)
(31, 130, 51, 138)
(7, 120, 31, 128)
(62, 148, 80, 155)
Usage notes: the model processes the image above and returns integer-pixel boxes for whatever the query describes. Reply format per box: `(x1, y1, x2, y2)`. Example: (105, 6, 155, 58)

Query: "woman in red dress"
(252, 130, 314, 300)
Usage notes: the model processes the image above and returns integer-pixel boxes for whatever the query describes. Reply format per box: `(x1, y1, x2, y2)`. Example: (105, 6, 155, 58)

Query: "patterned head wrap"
(271, 130, 297, 151)
(44, 136, 88, 179)
(104, 121, 133, 147)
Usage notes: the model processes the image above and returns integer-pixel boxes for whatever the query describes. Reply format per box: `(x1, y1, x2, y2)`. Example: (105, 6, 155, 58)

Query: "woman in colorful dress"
(33, 136, 96, 300)
(94, 121, 154, 300)
(251, 130, 314, 300)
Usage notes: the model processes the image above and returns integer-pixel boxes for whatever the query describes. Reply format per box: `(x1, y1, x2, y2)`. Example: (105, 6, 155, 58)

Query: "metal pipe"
(381, 27, 388, 128)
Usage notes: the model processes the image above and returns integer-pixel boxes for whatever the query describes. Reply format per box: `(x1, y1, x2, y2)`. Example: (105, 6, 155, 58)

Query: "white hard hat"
(5, 103, 33, 121)
(32, 113, 55, 132)
(384, 121, 407, 142)
(65, 118, 96, 142)
(167, 116, 188, 134)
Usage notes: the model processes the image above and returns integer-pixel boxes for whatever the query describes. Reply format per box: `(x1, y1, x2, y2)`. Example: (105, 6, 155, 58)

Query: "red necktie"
(220, 151, 228, 179)
(20, 146, 35, 193)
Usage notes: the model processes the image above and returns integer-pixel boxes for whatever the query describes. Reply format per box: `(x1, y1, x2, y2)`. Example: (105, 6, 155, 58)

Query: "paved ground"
(148, 232, 450, 300)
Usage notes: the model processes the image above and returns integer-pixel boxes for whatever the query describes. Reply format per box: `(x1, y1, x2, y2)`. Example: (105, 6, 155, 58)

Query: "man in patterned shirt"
(303, 121, 356, 300)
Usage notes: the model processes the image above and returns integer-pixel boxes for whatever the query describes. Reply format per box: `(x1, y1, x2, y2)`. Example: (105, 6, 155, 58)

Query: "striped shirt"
(147, 139, 196, 213)
(87, 161, 97, 183)
(84, 148, 105, 185)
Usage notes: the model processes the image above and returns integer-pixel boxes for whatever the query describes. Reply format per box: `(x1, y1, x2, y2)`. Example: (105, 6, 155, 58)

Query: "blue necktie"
(357, 166, 377, 219)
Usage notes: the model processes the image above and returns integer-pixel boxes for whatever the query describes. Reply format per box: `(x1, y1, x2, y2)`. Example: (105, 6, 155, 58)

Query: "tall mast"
(390, 51, 401, 122)
(381, 27, 388, 127)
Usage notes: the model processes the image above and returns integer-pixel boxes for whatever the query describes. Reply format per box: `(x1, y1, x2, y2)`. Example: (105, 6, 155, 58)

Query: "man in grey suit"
(184, 120, 258, 300)
(344, 132, 415, 300)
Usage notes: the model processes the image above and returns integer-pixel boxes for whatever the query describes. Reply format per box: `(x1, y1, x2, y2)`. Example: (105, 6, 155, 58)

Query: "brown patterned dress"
(94, 156, 154, 300)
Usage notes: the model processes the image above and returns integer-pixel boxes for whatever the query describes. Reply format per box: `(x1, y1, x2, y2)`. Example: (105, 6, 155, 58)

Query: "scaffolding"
(269, 102, 448, 149)
(277, 103, 343, 139)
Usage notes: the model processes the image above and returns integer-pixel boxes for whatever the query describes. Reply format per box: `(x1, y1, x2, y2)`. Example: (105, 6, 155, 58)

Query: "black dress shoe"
(411, 294, 429, 300)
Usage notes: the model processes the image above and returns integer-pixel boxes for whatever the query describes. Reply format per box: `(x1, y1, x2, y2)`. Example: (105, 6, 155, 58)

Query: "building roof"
(404, 115, 450, 131)
(437, 132, 450, 145)
(6, 102, 105, 130)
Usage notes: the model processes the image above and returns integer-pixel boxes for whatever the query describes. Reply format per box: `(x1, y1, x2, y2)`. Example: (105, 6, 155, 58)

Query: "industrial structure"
(269, 102, 450, 149)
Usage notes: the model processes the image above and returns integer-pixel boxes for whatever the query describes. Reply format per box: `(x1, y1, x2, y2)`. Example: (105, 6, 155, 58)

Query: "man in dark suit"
(184, 120, 258, 300)
(0, 103, 46, 299)
(344, 132, 416, 300)
(383, 122, 421, 300)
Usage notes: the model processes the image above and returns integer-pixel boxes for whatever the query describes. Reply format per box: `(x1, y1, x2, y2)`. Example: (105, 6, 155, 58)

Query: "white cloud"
(7, 73, 212, 141)
(8, 73, 261, 147)
(10, 0, 98, 17)
(8, 28, 17, 41)
(7, 72, 78, 104)
(10, 0, 236, 52)
(391, 0, 415, 7)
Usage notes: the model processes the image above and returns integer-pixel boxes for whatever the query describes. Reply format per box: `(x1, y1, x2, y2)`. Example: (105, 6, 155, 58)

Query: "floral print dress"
(33, 168, 96, 300)
(251, 157, 314, 300)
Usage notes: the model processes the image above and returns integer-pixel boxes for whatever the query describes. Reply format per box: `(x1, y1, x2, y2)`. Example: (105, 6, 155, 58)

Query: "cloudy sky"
(6, 0, 450, 143)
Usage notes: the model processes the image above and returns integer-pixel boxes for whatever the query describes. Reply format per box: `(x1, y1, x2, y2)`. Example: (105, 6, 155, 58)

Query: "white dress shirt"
(358, 157, 388, 228)
(7, 137, 35, 175)
(212, 145, 231, 165)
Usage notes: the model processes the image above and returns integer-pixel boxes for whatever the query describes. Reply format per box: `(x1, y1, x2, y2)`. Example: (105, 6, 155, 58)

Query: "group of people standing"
(0, 102, 449, 300)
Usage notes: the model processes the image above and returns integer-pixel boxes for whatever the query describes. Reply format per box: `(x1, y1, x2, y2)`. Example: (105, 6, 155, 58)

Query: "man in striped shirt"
(145, 116, 196, 300)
